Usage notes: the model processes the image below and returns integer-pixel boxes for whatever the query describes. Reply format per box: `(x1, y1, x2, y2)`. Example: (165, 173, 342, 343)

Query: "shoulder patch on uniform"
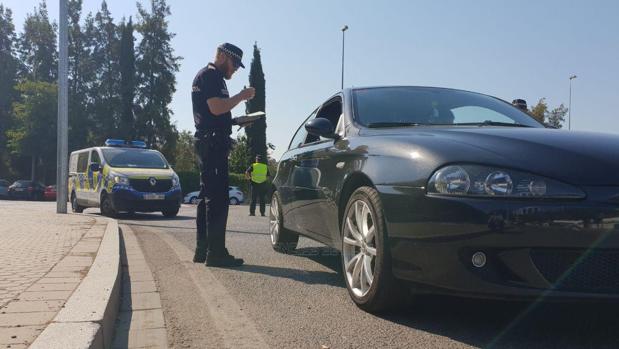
(192, 85, 201, 92)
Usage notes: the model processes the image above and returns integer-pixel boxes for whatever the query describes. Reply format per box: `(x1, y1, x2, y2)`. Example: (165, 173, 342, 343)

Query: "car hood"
(362, 127, 619, 186)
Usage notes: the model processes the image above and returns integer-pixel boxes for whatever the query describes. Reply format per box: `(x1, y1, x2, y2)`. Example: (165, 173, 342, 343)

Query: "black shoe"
(249, 213, 255, 216)
(193, 253, 206, 263)
(260, 213, 265, 217)
(205, 253, 244, 267)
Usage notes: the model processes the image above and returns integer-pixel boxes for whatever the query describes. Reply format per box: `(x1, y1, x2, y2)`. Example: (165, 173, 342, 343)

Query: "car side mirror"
(89, 163, 101, 172)
(305, 118, 338, 140)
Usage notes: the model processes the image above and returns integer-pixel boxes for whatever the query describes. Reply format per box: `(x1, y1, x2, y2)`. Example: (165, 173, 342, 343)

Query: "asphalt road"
(105, 204, 619, 349)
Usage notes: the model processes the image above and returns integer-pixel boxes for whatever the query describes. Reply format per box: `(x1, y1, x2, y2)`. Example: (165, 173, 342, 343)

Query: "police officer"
(192, 43, 255, 267)
(245, 155, 270, 216)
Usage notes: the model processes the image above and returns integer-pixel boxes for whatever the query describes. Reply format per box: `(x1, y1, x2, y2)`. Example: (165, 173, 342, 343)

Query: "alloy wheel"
(269, 196, 280, 245)
(343, 200, 377, 298)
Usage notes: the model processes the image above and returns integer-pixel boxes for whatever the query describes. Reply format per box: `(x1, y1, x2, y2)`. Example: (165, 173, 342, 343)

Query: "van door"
(88, 150, 103, 205)
(75, 151, 90, 205)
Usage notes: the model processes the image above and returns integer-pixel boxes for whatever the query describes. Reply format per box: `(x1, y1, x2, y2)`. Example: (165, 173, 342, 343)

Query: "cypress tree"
(119, 16, 136, 140)
(245, 42, 267, 161)
(0, 5, 19, 177)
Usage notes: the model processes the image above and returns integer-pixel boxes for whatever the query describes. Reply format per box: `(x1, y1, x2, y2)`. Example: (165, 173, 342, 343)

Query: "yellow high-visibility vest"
(251, 162, 268, 183)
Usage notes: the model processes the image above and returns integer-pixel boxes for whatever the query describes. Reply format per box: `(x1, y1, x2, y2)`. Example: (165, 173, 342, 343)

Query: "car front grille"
(130, 178, 172, 193)
(530, 248, 619, 294)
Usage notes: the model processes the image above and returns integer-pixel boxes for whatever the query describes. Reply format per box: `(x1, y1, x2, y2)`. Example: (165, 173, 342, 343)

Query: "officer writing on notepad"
(191, 43, 255, 267)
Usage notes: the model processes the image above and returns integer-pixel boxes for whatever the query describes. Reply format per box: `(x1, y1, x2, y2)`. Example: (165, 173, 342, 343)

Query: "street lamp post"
(341, 25, 348, 90)
(568, 75, 577, 130)
(56, 0, 68, 213)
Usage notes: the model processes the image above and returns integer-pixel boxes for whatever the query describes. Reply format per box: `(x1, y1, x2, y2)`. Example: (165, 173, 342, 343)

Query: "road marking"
(156, 231, 269, 349)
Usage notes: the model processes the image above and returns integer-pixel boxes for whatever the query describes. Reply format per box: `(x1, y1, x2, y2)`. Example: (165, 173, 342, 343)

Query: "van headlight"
(113, 175, 130, 186)
(172, 174, 180, 188)
(428, 165, 585, 199)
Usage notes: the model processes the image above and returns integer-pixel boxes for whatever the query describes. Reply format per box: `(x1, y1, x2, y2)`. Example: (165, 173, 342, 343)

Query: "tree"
(135, 0, 181, 162)
(229, 134, 251, 174)
(173, 130, 197, 172)
(6, 81, 58, 182)
(529, 98, 548, 124)
(18, 1, 57, 83)
(547, 104, 568, 129)
(244, 42, 267, 161)
(119, 16, 136, 140)
(0, 5, 19, 177)
(88, 1, 121, 144)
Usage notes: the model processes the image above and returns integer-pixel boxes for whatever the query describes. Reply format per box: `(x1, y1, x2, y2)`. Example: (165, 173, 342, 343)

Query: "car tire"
(71, 192, 84, 213)
(230, 197, 239, 205)
(341, 186, 408, 313)
(269, 191, 298, 254)
(100, 193, 117, 218)
(190, 196, 199, 205)
(162, 207, 179, 218)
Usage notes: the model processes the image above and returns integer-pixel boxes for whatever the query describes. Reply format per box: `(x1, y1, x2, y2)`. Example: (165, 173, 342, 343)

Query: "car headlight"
(113, 175, 130, 186)
(427, 165, 585, 199)
(172, 174, 180, 188)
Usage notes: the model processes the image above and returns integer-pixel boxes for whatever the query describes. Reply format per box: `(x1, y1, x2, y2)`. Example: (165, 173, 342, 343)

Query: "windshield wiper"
(451, 120, 533, 128)
(366, 122, 425, 128)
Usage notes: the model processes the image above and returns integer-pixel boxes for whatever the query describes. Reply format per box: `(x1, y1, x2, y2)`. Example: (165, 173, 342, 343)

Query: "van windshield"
(101, 148, 169, 169)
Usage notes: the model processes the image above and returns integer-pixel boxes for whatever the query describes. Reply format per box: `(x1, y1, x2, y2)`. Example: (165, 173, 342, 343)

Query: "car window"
(306, 97, 343, 144)
(353, 87, 542, 127)
(77, 152, 89, 172)
(288, 109, 317, 150)
(90, 150, 101, 164)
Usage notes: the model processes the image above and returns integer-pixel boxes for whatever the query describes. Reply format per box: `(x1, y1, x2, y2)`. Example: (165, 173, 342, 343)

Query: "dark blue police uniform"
(191, 63, 233, 261)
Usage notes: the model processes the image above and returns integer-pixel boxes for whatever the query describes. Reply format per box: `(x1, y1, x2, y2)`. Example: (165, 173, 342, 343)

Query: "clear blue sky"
(4, 0, 619, 159)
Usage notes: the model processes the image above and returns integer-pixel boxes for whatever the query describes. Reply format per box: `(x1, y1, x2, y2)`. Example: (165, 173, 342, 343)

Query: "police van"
(68, 139, 182, 217)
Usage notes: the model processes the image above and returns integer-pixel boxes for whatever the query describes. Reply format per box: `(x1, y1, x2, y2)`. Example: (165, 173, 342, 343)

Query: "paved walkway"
(0, 201, 105, 348)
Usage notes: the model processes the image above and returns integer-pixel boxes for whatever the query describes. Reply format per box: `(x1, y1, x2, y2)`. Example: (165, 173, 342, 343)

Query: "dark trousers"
(195, 134, 230, 257)
(250, 181, 268, 215)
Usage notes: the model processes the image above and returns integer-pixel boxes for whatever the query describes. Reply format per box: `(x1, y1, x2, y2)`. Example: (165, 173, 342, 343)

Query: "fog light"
(472, 252, 487, 268)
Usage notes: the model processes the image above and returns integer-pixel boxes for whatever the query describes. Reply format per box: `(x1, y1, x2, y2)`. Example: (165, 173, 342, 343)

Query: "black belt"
(195, 129, 230, 139)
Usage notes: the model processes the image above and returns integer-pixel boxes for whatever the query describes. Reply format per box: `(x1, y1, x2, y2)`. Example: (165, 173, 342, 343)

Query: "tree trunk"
(31, 155, 36, 181)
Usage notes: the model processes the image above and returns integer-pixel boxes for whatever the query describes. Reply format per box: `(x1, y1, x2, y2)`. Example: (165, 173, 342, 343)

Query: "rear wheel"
(189, 196, 198, 205)
(100, 193, 117, 218)
(162, 207, 179, 218)
(341, 186, 408, 312)
(71, 192, 84, 213)
(269, 191, 298, 254)
(230, 197, 239, 205)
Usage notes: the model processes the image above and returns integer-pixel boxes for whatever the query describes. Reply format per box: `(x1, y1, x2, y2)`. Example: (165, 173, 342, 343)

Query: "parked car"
(183, 186, 244, 205)
(8, 180, 46, 201)
(271, 86, 619, 313)
(44, 185, 57, 201)
(0, 179, 10, 199)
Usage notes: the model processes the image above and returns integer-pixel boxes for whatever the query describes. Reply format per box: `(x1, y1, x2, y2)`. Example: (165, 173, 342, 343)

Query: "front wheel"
(269, 191, 298, 253)
(189, 196, 199, 205)
(162, 207, 179, 218)
(100, 193, 117, 218)
(230, 197, 239, 205)
(341, 186, 408, 313)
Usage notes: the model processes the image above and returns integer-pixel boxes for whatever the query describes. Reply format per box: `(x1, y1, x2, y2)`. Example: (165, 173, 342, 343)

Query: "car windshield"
(353, 87, 543, 128)
(102, 148, 169, 169)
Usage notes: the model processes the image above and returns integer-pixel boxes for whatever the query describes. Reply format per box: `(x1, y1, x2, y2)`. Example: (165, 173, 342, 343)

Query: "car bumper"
(109, 186, 182, 212)
(378, 185, 619, 300)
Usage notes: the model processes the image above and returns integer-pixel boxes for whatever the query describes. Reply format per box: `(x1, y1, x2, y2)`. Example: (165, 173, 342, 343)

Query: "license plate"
(143, 193, 164, 200)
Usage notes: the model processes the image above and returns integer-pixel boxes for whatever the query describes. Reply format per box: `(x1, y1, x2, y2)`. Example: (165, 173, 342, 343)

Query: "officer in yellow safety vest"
(245, 155, 270, 216)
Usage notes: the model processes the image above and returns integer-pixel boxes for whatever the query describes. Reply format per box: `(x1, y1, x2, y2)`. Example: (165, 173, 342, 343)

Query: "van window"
(77, 152, 89, 172)
(69, 154, 78, 173)
(91, 150, 101, 165)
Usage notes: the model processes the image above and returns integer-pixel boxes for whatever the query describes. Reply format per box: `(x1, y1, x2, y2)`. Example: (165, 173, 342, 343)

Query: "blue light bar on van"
(104, 139, 148, 148)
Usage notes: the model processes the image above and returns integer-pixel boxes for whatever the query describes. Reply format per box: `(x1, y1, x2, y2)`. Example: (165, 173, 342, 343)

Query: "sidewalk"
(0, 201, 119, 348)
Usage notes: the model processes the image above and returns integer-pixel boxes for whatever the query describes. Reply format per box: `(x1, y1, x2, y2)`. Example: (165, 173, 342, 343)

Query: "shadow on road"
(375, 295, 619, 348)
(238, 264, 344, 287)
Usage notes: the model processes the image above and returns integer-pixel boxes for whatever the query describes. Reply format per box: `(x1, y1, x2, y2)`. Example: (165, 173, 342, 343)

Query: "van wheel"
(100, 193, 117, 217)
(71, 192, 84, 213)
(162, 207, 179, 218)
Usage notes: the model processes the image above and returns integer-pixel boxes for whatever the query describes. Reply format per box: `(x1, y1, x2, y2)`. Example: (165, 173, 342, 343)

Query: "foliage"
(244, 42, 267, 161)
(135, 0, 181, 162)
(0, 5, 19, 177)
(529, 98, 548, 124)
(6, 81, 58, 181)
(547, 104, 568, 129)
(229, 134, 252, 173)
(173, 130, 197, 172)
(18, 1, 57, 82)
